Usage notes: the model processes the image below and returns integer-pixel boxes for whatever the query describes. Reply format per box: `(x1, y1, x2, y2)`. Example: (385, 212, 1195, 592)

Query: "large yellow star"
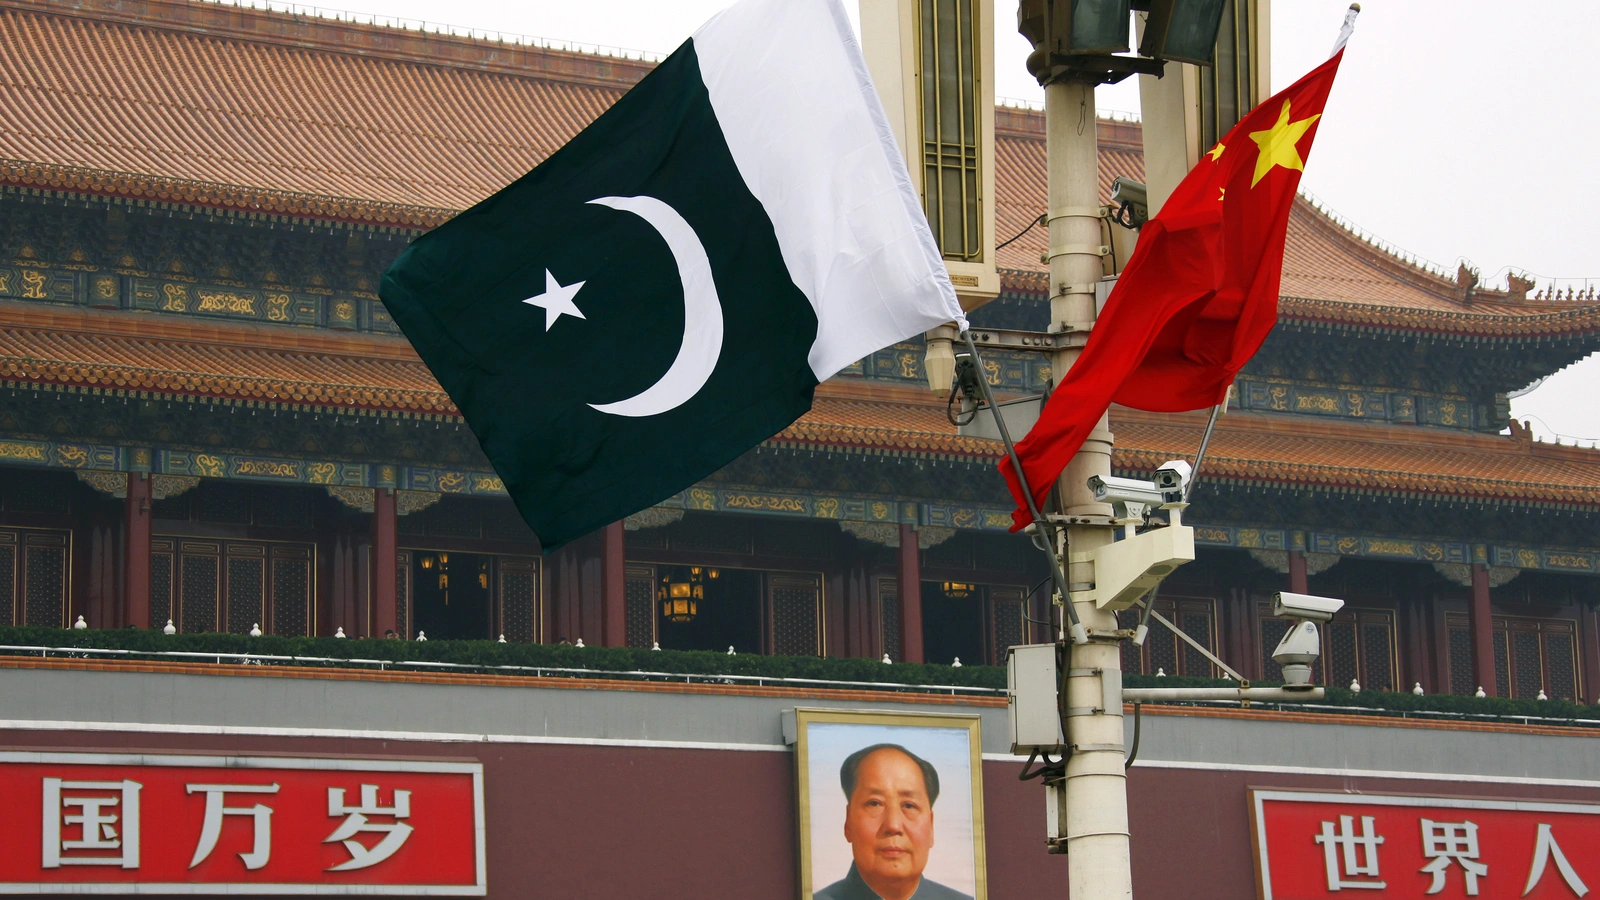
(1207, 142, 1226, 161)
(1248, 100, 1320, 187)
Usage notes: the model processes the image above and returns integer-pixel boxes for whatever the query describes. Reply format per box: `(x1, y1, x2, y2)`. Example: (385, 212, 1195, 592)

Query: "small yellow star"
(1207, 142, 1226, 161)
(1248, 100, 1320, 187)
(1218, 187, 1227, 202)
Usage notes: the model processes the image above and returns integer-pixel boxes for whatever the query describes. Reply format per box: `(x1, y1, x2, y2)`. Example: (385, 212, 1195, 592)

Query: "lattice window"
(989, 588, 1025, 668)
(671, 515, 753, 555)
(225, 549, 266, 635)
(393, 550, 411, 640)
(769, 573, 822, 657)
(197, 482, 251, 524)
(1180, 606, 1217, 679)
(255, 486, 312, 529)
(1121, 628, 1143, 675)
(483, 500, 534, 542)
(1361, 621, 1395, 691)
(7, 470, 70, 514)
(624, 565, 657, 648)
(150, 540, 174, 628)
(880, 582, 902, 663)
(498, 557, 539, 643)
(1545, 629, 1578, 702)
(1493, 633, 1509, 699)
(180, 547, 221, 633)
(1325, 620, 1358, 688)
(1447, 621, 1475, 696)
(1147, 614, 1178, 677)
(0, 532, 15, 626)
(271, 546, 313, 637)
(427, 498, 481, 538)
(22, 533, 67, 627)
(1512, 628, 1543, 699)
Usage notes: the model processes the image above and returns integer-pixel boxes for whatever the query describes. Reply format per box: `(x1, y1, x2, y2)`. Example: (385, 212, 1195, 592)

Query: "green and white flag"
(381, 0, 964, 549)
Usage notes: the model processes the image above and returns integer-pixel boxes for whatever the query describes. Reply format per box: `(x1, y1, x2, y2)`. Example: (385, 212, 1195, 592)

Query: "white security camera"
(1271, 592, 1344, 689)
(1152, 459, 1192, 506)
(1087, 474, 1166, 508)
(1272, 621, 1323, 688)
(1272, 592, 1344, 623)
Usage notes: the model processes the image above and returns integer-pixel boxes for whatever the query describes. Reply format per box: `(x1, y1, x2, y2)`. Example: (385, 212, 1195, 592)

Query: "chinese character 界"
(1421, 818, 1488, 896)
(1524, 823, 1590, 897)
(1314, 814, 1386, 891)
(186, 783, 280, 870)
(41, 778, 141, 868)
(324, 784, 413, 871)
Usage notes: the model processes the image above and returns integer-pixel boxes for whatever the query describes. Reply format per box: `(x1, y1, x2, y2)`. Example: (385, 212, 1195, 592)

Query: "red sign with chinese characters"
(1252, 789, 1600, 899)
(0, 751, 485, 895)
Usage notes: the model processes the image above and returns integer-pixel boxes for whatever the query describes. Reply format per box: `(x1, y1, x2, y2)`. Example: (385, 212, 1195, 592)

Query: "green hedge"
(4, 626, 1597, 723)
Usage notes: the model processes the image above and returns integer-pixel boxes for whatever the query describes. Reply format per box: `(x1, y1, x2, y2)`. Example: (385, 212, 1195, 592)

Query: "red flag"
(1000, 50, 1346, 529)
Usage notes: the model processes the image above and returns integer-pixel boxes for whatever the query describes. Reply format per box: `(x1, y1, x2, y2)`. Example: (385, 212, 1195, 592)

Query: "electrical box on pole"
(1007, 643, 1064, 754)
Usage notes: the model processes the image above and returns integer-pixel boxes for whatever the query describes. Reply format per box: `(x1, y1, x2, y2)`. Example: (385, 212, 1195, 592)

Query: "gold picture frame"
(792, 708, 987, 900)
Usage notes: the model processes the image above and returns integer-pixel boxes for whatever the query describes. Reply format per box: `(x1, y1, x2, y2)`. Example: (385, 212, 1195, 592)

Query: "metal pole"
(1045, 74, 1131, 899)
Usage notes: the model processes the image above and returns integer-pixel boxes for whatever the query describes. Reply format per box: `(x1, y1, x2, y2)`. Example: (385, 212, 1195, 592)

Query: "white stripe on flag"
(693, 0, 964, 382)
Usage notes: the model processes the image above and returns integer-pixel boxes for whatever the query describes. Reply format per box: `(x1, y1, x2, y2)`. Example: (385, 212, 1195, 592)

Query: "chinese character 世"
(1524, 823, 1590, 897)
(325, 784, 414, 871)
(186, 783, 280, 870)
(1314, 814, 1386, 891)
(1421, 819, 1489, 896)
(42, 778, 141, 869)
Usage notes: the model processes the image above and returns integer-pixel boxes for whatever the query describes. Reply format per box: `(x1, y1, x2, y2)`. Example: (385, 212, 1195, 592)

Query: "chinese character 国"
(41, 778, 141, 869)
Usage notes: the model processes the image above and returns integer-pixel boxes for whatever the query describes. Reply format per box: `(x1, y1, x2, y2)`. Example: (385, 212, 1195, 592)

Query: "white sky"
(260, 0, 1599, 445)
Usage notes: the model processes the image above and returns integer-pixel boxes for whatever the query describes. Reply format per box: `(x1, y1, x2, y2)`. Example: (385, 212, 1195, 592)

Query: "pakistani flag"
(381, 0, 963, 549)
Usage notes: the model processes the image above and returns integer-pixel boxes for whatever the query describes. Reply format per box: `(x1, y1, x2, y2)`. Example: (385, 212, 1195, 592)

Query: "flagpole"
(958, 329, 1087, 644)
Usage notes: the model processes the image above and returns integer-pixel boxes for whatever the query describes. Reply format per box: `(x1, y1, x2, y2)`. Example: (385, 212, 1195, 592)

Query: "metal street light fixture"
(1017, 0, 1228, 86)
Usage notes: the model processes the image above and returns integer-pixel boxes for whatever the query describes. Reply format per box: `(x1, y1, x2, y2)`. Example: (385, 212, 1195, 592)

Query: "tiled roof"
(3, 303, 1595, 508)
(4, 0, 1596, 337)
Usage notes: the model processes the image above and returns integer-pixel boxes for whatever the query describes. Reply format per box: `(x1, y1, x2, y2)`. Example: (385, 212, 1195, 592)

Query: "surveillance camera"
(1110, 177, 1149, 227)
(1272, 592, 1344, 623)
(1152, 459, 1192, 505)
(1271, 620, 1322, 688)
(1087, 474, 1166, 508)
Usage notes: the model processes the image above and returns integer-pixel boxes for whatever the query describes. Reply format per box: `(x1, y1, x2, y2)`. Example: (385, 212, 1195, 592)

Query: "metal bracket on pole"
(1136, 597, 1247, 683)
(958, 329, 1087, 644)
(1135, 397, 1226, 645)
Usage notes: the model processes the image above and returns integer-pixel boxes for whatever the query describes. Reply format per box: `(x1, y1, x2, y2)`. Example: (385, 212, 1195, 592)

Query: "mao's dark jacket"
(814, 864, 974, 900)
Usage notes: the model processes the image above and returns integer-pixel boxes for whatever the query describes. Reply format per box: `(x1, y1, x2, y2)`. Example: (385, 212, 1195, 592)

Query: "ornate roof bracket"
(1433, 562, 1521, 589)
(151, 474, 199, 500)
(396, 490, 440, 516)
(624, 508, 684, 531)
(838, 521, 957, 550)
(76, 470, 127, 498)
(326, 486, 374, 513)
(1248, 548, 1341, 576)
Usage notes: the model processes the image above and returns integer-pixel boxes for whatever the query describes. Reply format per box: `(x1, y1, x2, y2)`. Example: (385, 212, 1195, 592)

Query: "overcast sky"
(268, 0, 1599, 445)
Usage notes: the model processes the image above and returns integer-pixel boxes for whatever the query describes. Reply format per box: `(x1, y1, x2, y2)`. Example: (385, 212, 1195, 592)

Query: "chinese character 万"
(1524, 823, 1590, 897)
(1314, 814, 1386, 891)
(325, 784, 414, 871)
(1421, 819, 1489, 896)
(41, 778, 141, 869)
(186, 783, 280, 870)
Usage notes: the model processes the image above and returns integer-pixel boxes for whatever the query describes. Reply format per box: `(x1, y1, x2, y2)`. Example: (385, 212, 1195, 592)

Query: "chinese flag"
(1000, 50, 1346, 528)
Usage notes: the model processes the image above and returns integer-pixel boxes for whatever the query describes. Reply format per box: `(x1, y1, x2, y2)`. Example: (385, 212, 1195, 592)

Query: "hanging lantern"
(419, 556, 435, 570)
(942, 581, 976, 599)
(659, 567, 711, 623)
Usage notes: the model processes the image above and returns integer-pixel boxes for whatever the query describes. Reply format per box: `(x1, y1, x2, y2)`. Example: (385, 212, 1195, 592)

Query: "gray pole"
(1044, 75, 1133, 898)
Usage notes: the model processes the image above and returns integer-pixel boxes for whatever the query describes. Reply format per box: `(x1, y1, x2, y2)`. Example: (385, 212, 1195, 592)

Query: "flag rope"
(959, 329, 1087, 644)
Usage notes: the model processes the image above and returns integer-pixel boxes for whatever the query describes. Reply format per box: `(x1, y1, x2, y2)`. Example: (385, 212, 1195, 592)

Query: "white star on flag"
(522, 269, 586, 330)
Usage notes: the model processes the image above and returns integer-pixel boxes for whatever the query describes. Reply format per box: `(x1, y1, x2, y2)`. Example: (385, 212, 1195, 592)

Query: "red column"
(1470, 563, 1496, 696)
(123, 473, 152, 629)
(1287, 550, 1308, 594)
(601, 521, 626, 647)
(372, 488, 397, 638)
(897, 523, 924, 664)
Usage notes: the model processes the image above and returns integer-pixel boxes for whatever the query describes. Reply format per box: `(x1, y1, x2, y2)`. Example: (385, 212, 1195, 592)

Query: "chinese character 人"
(1420, 819, 1488, 896)
(1314, 814, 1386, 891)
(42, 778, 141, 869)
(325, 784, 413, 871)
(1525, 823, 1590, 897)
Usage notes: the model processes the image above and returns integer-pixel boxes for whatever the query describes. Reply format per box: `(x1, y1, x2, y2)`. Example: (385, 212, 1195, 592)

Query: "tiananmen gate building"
(2, 0, 1600, 896)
